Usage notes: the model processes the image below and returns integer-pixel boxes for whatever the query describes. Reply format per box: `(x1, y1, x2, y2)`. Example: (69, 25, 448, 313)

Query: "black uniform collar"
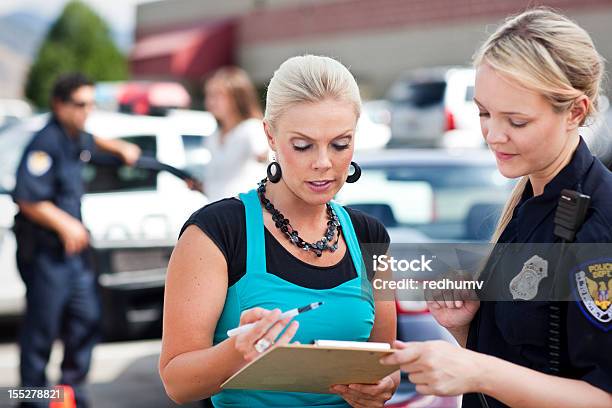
(50, 114, 86, 151)
(513, 137, 594, 241)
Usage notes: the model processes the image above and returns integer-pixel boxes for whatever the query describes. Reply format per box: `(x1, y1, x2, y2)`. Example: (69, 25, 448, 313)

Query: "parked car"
(338, 149, 512, 241)
(363, 99, 392, 127)
(94, 81, 128, 112)
(356, 102, 392, 150)
(0, 111, 211, 339)
(118, 81, 191, 116)
(336, 148, 514, 407)
(0, 98, 33, 131)
(352, 100, 392, 150)
(387, 67, 478, 148)
(164, 108, 219, 182)
(440, 94, 612, 151)
(582, 95, 612, 170)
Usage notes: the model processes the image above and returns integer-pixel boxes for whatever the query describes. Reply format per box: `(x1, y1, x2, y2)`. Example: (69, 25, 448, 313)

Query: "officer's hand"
(118, 142, 141, 166)
(233, 308, 299, 363)
(330, 375, 396, 407)
(380, 340, 483, 396)
(59, 218, 90, 255)
(424, 271, 480, 331)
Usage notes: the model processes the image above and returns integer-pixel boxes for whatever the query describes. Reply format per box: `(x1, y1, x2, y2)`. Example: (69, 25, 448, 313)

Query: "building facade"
(131, 0, 612, 97)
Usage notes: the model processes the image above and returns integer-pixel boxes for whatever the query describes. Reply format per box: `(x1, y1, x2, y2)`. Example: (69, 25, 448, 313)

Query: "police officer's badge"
(509, 255, 548, 300)
(26, 150, 52, 176)
(574, 260, 611, 332)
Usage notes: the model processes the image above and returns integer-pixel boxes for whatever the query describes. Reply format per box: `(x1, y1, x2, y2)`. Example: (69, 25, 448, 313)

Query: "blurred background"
(1, 1, 611, 407)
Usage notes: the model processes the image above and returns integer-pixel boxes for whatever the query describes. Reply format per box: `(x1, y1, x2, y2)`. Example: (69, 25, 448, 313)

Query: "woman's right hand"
(58, 217, 90, 255)
(233, 308, 299, 362)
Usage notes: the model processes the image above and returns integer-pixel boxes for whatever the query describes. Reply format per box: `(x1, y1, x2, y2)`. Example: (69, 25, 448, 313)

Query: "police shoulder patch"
(574, 259, 612, 332)
(26, 150, 53, 176)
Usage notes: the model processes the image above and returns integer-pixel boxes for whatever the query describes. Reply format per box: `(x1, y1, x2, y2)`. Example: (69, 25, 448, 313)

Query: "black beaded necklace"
(257, 178, 341, 257)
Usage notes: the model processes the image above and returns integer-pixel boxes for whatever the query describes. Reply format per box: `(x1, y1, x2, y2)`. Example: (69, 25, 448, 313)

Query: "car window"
(84, 135, 158, 193)
(182, 134, 204, 151)
(338, 164, 513, 241)
(338, 170, 433, 224)
(181, 134, 210, 183)
(388, 81, 446, 108)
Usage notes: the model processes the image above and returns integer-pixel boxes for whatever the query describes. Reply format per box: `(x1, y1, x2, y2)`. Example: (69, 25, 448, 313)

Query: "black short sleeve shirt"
(180, 197, 391, 290)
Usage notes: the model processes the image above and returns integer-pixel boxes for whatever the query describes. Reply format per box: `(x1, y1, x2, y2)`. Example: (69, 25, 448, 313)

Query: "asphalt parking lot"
(0, 324, 199, 408)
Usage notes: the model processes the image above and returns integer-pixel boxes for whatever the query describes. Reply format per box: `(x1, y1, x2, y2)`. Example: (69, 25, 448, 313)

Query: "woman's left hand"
(330, 374, 396, 408)
(380, 340, 484, 396)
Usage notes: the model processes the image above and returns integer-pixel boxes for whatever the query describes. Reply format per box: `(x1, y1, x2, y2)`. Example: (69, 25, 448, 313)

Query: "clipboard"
(221, 343, 399, 394)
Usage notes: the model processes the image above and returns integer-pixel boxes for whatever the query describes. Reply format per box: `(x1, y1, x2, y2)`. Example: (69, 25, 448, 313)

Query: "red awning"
(129, 22, 235, 80)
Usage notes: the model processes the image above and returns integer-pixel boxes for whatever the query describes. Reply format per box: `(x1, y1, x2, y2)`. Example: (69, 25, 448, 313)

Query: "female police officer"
(159, 55, 399, 407)
(381, 8, 612, 408)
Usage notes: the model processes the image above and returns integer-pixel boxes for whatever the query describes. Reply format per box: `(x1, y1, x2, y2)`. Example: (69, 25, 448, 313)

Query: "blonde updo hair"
(264, 55, 361, 130)
(474, 8, 605, 242)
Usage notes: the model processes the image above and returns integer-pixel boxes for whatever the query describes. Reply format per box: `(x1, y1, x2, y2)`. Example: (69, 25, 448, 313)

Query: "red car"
(118, 81, 191, 116)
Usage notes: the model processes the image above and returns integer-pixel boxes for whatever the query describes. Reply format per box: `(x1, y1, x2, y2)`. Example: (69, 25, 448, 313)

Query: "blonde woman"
(160, 55, 399, 407)
(381, 8, 612, 408)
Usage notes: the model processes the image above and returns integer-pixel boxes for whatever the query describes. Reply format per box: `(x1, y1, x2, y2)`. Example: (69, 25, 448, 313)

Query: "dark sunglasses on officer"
(67, 99, 96, 109)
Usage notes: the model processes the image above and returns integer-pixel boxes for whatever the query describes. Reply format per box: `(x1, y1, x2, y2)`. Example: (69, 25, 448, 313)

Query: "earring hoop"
(346, 161, 361, 183)
(267, 161, 282, 183)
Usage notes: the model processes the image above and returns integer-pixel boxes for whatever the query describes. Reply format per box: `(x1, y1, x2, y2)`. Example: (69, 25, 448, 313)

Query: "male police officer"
(12, 73, 141, 407)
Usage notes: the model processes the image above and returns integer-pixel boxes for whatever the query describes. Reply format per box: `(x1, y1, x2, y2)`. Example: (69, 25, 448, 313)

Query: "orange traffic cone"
(49, 385, 76, 408)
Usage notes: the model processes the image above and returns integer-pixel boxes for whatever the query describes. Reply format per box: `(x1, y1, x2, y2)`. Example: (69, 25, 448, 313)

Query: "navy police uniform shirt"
(464, 138, 612, 407)
(12, 116, 96, 221)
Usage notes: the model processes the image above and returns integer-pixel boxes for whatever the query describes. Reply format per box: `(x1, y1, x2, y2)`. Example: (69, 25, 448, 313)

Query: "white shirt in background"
(203, 118, 269, 202)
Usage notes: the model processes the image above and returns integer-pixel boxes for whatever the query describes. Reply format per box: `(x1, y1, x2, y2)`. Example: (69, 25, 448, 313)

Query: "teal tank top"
(211, 189, 375, 407)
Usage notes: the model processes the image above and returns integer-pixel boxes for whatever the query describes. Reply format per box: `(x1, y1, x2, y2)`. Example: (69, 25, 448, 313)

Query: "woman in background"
(201, 66, 269, 201)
